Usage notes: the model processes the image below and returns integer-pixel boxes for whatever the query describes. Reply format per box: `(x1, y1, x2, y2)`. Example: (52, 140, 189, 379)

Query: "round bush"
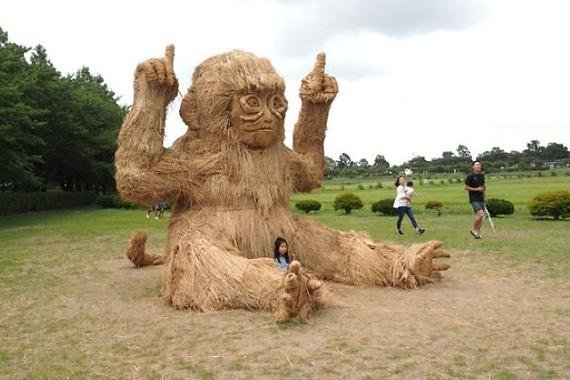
(295, 199, 322, 214)
(485, 198, 514, 217)
(333, 193, 364, 214)
(528, 190, 570, 220)
(425, 200, 444, 216)
(371, 198, 397, 216)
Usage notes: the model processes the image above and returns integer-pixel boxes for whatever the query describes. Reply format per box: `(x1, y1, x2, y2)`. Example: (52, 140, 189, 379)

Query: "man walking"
(464, 160, 486, 239)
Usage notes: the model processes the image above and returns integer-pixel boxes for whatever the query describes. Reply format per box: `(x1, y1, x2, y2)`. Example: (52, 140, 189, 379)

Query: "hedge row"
(95, 195, 139, 210)
(0, 192, 97, 215)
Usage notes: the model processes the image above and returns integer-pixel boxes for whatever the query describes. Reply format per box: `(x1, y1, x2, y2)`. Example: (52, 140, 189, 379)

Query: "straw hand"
(134, 44, 179, 105)
(413, 241, 451, 284)
(299, 52, 338, 104)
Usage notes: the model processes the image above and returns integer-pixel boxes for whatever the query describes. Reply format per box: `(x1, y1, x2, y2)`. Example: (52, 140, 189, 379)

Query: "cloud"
(275, 0, 490, 55)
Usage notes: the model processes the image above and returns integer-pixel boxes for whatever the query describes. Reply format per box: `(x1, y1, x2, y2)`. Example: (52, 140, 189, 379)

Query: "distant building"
(543, 160, 556, 169)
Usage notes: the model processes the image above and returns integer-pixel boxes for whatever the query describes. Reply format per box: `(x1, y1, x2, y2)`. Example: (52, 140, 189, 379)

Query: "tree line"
(0, 27, 126, 193)
(326, 141, 569, 178)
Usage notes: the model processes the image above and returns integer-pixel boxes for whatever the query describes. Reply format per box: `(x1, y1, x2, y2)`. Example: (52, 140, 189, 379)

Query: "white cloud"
(274, 0, 490, 55)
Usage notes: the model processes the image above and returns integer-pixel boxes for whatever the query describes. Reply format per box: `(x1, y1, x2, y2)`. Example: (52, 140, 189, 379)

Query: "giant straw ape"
(115, 46, 450, 320)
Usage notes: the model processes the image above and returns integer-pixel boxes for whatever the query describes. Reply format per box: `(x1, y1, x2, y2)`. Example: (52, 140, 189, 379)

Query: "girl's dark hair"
(394, 176, 403, 187)
(274, 237, 290, 263)
(407, 181, 413, 187)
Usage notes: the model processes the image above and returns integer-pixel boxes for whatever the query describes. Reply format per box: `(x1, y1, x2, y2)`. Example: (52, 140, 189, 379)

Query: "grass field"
(0, 174, 568, 379)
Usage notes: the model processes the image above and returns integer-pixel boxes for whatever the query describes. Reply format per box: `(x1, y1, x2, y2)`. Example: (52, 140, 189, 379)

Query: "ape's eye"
(269, 94, 287, 114)
(247, 97, 259, 107)
(239, 95, 262, 113)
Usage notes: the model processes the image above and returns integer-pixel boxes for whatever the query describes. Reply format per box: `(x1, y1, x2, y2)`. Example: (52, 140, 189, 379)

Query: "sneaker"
(398, 229, 404, 235)
(154, 216, 159, 220)
(416, 228, 425, 235)
(146, 214, 150, 218)
(469, 230, 482, 239)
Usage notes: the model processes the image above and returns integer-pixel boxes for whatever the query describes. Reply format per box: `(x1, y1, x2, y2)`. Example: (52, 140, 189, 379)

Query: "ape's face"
(229, 91, 288, 149)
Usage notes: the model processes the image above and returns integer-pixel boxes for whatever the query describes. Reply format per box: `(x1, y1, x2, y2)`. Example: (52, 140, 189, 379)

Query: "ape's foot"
(126, 231, 165, 267)
(393, 240, 451, 287)
(274, 261, 331, 322)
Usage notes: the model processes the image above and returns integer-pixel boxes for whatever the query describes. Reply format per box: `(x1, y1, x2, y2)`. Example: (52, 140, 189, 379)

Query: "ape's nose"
(262, 107, 273, 123)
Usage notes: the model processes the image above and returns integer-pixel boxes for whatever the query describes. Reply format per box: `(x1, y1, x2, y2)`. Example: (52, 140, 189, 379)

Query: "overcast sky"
(2, 0, 569, 165)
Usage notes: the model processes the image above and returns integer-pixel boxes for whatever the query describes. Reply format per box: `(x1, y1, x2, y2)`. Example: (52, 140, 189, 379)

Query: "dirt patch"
(1, 249, 569, 379)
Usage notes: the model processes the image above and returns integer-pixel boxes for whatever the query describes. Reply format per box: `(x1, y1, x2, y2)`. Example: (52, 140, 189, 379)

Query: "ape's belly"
(170, 206, 298, 259)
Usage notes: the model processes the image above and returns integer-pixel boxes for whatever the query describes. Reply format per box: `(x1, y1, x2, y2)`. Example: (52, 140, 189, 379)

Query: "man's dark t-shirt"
(465, 172, 485, 202)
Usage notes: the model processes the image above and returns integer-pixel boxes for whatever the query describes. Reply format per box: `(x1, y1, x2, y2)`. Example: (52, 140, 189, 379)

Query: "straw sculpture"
(115, 45, 451, 320)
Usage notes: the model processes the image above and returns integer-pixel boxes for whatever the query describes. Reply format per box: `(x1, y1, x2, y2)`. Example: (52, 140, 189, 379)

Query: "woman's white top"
(393, 185, 409, 208)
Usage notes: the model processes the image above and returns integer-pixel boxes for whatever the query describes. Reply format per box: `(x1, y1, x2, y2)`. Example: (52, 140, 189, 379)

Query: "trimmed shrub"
(0, 192, 97, 215)
(295, 200, 322, 214)
(358, 184, 365, 190)
(425, 200, 444, 216)
(333, 193, 363, 214)
(374, 182, 383, 189)
(485, 198, 514, 217)
(528, 190, 570, 220)
(371, 198, 398, 216)
(96, 195, 139, 209)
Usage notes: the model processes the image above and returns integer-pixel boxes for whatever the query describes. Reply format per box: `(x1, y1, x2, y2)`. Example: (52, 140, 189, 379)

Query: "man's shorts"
(470, 201, 485, 213)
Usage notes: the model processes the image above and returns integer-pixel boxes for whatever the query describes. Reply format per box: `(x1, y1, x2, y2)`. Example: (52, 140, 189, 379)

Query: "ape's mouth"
(243, 125, 274, 133)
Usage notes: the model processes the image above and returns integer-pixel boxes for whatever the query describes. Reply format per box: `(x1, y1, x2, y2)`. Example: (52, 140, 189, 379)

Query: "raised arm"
(290, 53, 338, 192)
(115, 45, 186, 205)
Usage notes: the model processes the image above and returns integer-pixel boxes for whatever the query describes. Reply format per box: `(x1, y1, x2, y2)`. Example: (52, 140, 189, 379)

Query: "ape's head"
(180, 50, 288, 149)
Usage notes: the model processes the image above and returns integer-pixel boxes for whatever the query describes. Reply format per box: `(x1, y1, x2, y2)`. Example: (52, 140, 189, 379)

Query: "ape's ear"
(180, 88, 199, 131)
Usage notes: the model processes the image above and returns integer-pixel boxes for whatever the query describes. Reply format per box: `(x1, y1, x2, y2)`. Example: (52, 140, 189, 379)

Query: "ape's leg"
(291, 219, 451, 288)
(160, 237, 331, 321)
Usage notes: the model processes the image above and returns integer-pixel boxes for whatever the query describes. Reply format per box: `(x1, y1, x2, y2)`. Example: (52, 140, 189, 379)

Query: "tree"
(404, 156, 429, 172)
(357, 158, 369, 167)
(456, 144, 471, 159)
(337, 153, 353, 168)
(442, 151, 455, 159)
(543, 143, 568, 160)
(525, 140, 543, 154)
(0, 27, 45, 190)
(0, 27, 126, 193)
(373, 154, 390, 170)
(324, 156, 336, 177)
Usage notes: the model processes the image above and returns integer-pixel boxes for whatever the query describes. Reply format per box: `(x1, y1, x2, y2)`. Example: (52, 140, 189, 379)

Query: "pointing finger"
(312, 52, 326, 75)
(165, 44, 175, 71)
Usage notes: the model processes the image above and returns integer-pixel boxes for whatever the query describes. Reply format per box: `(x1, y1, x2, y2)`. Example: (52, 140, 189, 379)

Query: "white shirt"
(393, 185, 409, 208)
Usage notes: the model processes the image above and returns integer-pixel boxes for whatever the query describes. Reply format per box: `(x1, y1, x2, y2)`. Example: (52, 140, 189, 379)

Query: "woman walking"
(393, 176, 425, 235)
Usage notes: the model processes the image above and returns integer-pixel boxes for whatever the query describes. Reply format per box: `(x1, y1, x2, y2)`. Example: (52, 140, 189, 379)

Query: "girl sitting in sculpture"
(274, 237, 292, 271)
